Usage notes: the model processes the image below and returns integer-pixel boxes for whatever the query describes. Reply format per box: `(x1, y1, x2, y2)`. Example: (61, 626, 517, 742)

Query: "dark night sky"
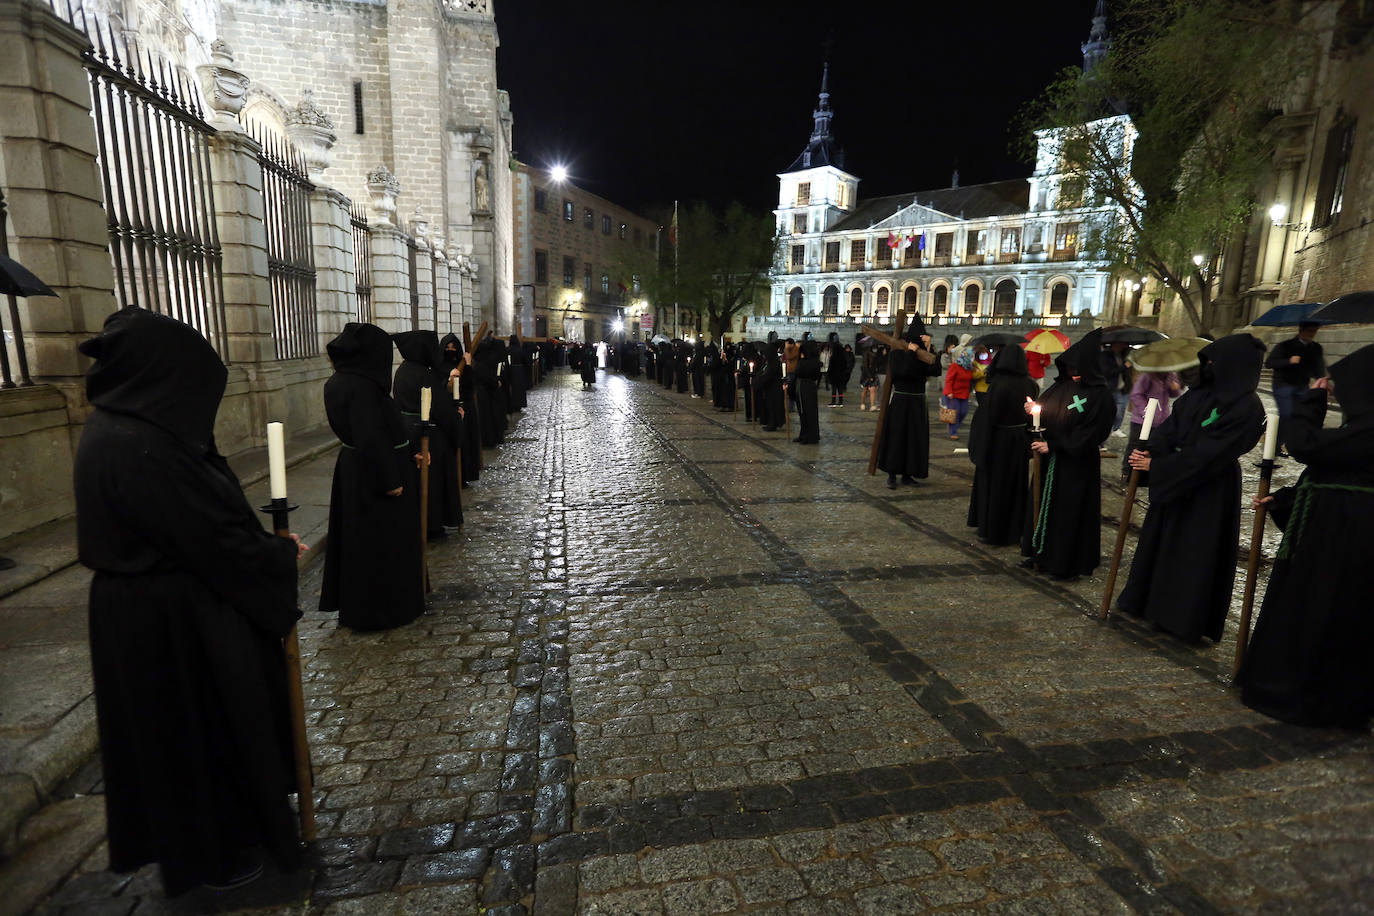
(497, 2, 1099, 217)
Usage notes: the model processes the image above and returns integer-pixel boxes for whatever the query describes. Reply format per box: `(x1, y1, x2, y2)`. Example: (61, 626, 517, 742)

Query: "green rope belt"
(1032, 454, 1057, 555)
(1275, 479, 1374, 560)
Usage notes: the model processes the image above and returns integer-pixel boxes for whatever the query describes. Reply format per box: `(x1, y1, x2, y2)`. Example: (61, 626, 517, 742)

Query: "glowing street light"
(1268, 202, 1288, 224)
(550, 165, 568, 183)
(612, 318, 624, 333)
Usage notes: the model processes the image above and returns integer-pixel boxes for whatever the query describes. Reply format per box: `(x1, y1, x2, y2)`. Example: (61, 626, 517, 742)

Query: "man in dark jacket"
(1264, 321, 1325, 454)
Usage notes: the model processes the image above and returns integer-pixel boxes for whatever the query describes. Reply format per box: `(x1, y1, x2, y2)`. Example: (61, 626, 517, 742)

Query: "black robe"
(506, 336, 529, 410)
(738, 351, 756, 420)
(675, 345, 690, 393)
(473, 339, 507, 446)
(1240, 347, 1374, 727)
(968, 346, 1038, 545)
(827, 340, 854, 394)
(795, 342, 822, 443)
(393, 331, 462, 533)
(877, 342, 942, 478)
(1117, 334, 1266, 640)
(321, 323, 426, 630)
(580, 346, 598, 384)
(754, 355, 785, 430)
(75, 307, 301, 895)
(690, 344, 707, 396)
(441, 333, 481, 484)
(645, 346, 657, 381)
(1022, 329, 1116, 576)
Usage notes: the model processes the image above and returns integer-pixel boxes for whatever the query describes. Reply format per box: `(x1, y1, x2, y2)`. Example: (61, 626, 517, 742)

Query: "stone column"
(409, 208, 433, 331)
(370, 225, 410, 334)
(432, 241, 451, 335)
(0, 0, 118, 381)
(310, 186, 354, 350)
(209, 130, 276, 366)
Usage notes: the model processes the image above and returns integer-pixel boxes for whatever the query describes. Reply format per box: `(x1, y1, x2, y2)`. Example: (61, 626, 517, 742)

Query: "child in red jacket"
(942, 348, 974, 439)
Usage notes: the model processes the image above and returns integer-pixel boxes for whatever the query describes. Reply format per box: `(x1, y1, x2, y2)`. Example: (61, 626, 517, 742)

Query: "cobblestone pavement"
(40, 370, 1374, 915)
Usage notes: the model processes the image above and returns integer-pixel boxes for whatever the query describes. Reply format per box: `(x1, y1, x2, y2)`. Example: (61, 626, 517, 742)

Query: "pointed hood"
(79, 306, 227, 454)
(902, 315, 929, 343)
(328, 322, 394, 392)
(1328, 344, 1374, 422)
(1197, 333, 1265, 407)
(393, 330, 443, 370)
(1054, 328, 1106, 385)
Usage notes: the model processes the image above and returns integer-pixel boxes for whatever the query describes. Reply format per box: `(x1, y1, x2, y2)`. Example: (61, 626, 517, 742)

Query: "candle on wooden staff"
(417, 387, 434, 594)
(1236, 411, 1281, 675)
(420, 386, 432, 422)
(267, 421, 287, 501)
(1100, 396, 1160, 618)
(1262, 410, 1279, 461)
(1139, 397, 1159, 441)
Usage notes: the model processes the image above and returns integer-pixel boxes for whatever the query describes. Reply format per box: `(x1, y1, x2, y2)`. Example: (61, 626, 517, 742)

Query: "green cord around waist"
(1276, 479, 1374, 560)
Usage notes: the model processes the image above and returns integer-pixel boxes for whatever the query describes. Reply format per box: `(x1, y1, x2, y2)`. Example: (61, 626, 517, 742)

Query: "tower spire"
(811, 62, 833, 144)
(785, 58, 845, 172)
(1082, 0, 1111, 74)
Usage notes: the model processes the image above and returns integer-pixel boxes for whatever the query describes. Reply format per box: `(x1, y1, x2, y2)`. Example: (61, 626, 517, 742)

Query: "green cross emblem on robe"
(1202, 407, 1221, 427)
(1068, 395, 1088, 413)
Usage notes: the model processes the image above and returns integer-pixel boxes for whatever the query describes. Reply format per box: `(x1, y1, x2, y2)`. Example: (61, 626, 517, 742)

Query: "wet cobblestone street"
(46, 370, 1374, 915)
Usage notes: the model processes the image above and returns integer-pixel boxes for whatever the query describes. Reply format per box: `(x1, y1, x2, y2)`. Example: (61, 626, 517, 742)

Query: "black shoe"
(886, 475, 898, 489)
(900, 475, 919, 486)
(793, 437, 802, 443)
(205, 855, 263, 892)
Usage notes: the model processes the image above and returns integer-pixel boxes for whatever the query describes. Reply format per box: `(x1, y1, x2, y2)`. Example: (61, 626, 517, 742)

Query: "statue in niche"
(473, 160, 491, 213)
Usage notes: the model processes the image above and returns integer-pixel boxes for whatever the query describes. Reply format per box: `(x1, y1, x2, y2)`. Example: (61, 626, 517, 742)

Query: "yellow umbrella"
(1024, 329, 1069, 355)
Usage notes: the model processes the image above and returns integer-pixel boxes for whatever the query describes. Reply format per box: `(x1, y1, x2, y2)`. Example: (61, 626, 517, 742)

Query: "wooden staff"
(418, 388, 433, 594)
(451, 376, 464, 515)
(259, 425, 315, 843)
(784, 381, 792, 439)
(865, 311, 909, 475)
(1101, 399, 1159, 619)
(1030, 449, 1043, 563)
(462, 321, 472, 350)
(1234, 454, 1278, 676)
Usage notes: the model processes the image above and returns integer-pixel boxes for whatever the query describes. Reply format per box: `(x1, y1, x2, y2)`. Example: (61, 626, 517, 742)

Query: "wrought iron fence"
(252, 127, 318, 359)
(83, 22, 227, 354)
(0, 188, 34, 387)
(407, 237, 420, 330)
(350, 206, 373, 323)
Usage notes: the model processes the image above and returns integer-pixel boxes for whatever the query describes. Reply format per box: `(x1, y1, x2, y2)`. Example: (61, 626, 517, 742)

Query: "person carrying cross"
(1116, 334, 1266, 641)
(1021, 328, 1117, 579)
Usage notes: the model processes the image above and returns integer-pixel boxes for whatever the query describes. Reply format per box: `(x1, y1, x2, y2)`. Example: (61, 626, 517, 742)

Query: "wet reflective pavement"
(43, 370, 1373, 914)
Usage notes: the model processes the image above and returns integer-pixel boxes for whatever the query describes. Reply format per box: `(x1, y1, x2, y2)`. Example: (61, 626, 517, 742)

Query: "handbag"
(938, 397, 958, 425)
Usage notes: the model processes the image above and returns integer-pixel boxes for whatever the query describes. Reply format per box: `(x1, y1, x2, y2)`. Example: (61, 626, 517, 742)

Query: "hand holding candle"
(420, 386, 432, 422)
(1139, 398, 1159, 442)
(1031, 404, 1042, 431)
(267, 422, 287, 500)
(1262, 411, 1278, 461)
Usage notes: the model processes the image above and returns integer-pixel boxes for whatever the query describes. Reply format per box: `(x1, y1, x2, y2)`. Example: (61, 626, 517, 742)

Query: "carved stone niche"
(196, 39, 250, 133)
(472, 158, 492, 215)
(286, 89, 337, 178)
(366, 166, 401, 226)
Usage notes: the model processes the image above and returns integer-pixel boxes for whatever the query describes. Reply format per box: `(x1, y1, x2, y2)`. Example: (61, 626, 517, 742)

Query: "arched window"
(788, 287, 804, 317)
(963, 284, 980, 315)
(993, 279, 1018, 315)
(903, 285, 919, 312)
(849, 287, 863, 315)
(822, 285, 839, 317)
(875, 287, 890, 316)
(932, 286, 948, 314)
(1049, 282, 1069, 315)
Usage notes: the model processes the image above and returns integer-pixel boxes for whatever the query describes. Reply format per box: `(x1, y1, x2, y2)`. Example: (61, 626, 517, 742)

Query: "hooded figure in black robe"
(738, 345, 756, 420)
(755, 345, 786, 431)
(75, 307, 302, 896)
(392, 330, 462, 535)
(644, 343, 657, 381)
(968, 345, 1039, 545)
(794, 338, 822, 443)
(826, 332, 854, 407)
(579, 341, 598, 386)
(1021, 328, 1116, 577)
(690, 340, 707, 397)
(321, 323, 425, 630)
(876, 317, 943, 486)
(675, 341, 691, 393)
(506, 334, 529, 411)
(472, 336, 507, 446)
(441, 333, 481, 484)
(1239, 345, 1374, 727)
(1116, 334, 1266, 640)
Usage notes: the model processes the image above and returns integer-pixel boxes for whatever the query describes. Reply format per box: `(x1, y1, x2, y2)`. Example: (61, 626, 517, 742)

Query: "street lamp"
(550, 164, 568, 183)
(1268, 201, 1310, 232)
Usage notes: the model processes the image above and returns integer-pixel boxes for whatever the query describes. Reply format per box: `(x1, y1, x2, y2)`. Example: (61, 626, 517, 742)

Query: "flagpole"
(672, 200, 679, 340)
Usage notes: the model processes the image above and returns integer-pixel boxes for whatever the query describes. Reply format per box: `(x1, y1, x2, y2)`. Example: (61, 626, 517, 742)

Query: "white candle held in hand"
(1262, 411, 1279, 461)
(1031, 404, 1042, 431)
(420, 386, 432, 422)
(1139, 398, 1159, 441)
(266, 421, 287, 501)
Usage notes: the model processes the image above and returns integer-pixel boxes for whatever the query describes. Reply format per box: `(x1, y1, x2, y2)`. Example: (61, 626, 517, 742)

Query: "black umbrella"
(0, 255, 58, 298)
(969, 331, 1024, 348)
(1100, 326, 1167, 344)
(1310, 290, 1374, 324)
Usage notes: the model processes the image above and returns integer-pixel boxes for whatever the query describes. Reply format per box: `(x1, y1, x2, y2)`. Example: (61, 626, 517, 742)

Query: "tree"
(1024, 0, 1320, 335)
(616, 201, 778, 341)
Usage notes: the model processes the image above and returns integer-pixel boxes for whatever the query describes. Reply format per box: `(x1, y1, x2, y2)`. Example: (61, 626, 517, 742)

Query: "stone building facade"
(512, 163, 658, 342)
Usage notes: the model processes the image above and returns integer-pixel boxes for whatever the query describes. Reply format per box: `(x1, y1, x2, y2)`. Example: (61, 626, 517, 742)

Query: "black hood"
(800, 339, 820, 359)
(1054, 328, 1106, 385)
(80, 306, 227, 455)
(903, 315, 929, 343)
(991, 344, 1029, 377)
(393, 330, 442, 370)
(1328, 344, 1374, 422)
(1198, 333, 1265, 406)
(828, 332, 840, 347)
(440, 332, 463, 363)
(328, 322, 394, 393)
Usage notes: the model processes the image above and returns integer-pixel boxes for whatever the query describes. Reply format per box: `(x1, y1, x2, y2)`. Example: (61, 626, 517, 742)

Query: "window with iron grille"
(534, 188, 547, 212)
(353, 80, 364, 134)
(963, 285, 980, 314)
(791, 244, 805, 270)
(535, 250, 548, 284)
(932, 286, 948, 314)
(933, 232, 953, 265)
(351, 207, 373, 323)
(849, 288, 863, 314)
(848, 240, 865, 269)
(1314, 117, 1355, 227)
(584, 208, 594, 228)
(824, 241, 840, 270)
(822, 285, 838, 316)
(875, 287, 890, 314)
(563, 255, 575, 286)
(258, 133, 319, 356)
(796, 182, 811, 205)
(873, 237, 889, 268)
(793, 213, 808, 234)
(903, 285, 919, 312)
(1000, 227, 1020, 254)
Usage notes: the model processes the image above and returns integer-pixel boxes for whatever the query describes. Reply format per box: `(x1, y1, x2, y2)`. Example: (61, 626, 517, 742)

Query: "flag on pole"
(887, 231, 899, 249)
(669, 201, 678, 248)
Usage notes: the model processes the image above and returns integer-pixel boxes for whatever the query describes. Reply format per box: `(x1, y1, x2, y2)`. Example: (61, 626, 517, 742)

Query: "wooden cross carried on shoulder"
(861, 310, 936, 476)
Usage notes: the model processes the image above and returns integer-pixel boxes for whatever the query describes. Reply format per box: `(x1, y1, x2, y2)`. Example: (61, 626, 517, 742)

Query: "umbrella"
(1310, 290, 1374, 324)
(1024, 327, 1070, 347)
(1250, 302, 1324, 327)
(650, 334, 671, 345)
(1024, 330, 1069, 355)
(969, 332, 1024, 348)
(0, 255, 58, 298)
(1101, 325, 1167, 345)
(1127, 337, 1210, 373)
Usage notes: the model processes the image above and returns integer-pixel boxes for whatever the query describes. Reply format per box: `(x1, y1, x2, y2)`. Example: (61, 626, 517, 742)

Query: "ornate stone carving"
(366, 166, 401, 225)
(196, 39, 250, 132)
(409, 206, 430, 247)
(472, 159, 491, 214)
(286, 90, 337, 178)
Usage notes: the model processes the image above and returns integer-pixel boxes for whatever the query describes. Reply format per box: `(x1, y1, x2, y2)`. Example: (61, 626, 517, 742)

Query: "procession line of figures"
(70, 307, 1371, 897)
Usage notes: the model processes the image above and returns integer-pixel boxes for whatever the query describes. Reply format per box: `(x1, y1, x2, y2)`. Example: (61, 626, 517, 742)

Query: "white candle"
(1031, 404, 1042, 430)
(266, 421, 287, 501)
(452, 374, 461, 401)
(1262, 411, 1278, 460)
(1139, 398, 1159, 441)
(420, 386, 432, 422)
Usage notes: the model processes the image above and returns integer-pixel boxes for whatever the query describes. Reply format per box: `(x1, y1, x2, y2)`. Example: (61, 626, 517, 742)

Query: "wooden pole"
(462, 321, 472, 350)
(868, 311, 908, 475)
(784, 383, 792, 439)
(1233, 459, 1276, 676)
(1029, 451, 1043, 568)
(419, 429, 432, 594)
(1101, 467, 1140, 619)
